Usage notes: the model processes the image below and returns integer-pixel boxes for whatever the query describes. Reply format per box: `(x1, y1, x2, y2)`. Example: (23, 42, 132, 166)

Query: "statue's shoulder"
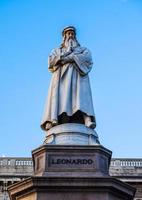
(76, 46, 86, 51)
(82, 46, 91, 52)
(75, 46, 91, 54)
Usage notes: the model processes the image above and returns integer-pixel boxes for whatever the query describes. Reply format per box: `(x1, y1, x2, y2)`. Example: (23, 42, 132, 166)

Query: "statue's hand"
(60, 55, 74, 65)
(60, 48, 73, 58)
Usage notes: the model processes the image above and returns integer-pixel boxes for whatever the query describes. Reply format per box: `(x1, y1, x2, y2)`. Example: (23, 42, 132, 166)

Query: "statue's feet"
(45, 122, 52, 130)
(45, 120, 58, 130)
(85, 121, 96, 129)
(84, 115, 96, 129)
(52, 120, 58, 126)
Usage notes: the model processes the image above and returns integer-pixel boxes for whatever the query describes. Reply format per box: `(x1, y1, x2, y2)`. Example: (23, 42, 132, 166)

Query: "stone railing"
(0, 157, 33, 177)
(15, 159, 33, 166)
(110, 158, 142, 167)
(0, 157, 33, 166)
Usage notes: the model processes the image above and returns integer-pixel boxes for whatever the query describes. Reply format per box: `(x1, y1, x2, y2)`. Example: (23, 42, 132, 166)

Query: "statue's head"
(62, 26, 76, 37)
(61, 26, 80, 48)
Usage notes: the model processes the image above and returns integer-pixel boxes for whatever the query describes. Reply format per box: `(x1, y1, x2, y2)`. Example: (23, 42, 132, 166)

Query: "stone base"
(8, 145, 136, 200)
(8, 176, 136, 200)
(44, 123, 100, 145)
(32, 144, 111, 177)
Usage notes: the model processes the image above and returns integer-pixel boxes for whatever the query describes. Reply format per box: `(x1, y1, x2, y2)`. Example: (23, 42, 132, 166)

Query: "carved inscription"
(52, 158, 93, 165)
(48, 155, 95, 169)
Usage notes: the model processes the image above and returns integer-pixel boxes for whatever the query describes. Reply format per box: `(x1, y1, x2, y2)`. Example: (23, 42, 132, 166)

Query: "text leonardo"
(51, 158, 93, 165)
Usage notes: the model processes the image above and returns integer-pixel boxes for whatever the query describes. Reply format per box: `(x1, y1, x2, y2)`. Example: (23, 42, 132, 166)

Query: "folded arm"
(48, 48, 62, 73)
(65, 48, 93, 76)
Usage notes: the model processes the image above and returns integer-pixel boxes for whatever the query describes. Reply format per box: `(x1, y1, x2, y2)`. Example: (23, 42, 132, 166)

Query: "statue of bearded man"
(41, 26, 96, 131)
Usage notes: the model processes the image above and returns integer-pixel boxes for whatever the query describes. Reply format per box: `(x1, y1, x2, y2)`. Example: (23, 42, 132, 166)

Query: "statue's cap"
(62, 26, 76, 36)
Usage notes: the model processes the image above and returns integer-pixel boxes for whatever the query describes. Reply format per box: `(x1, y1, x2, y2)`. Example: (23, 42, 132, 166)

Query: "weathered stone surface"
(32, 145, 111, 177)
(1, 157, 142, 199)
(8, 176, 136, 200)
(7, 145, 136, 200)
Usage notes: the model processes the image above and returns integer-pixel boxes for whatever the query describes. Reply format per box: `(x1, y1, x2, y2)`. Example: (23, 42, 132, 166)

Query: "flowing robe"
(41, 46, 95, 130)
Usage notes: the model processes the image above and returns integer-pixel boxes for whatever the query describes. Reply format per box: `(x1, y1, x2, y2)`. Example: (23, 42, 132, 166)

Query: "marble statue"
(41, 26, 96, 131)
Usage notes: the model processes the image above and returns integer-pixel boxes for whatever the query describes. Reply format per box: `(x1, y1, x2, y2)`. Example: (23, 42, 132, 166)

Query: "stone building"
(0, 157, 142, 200)
(0, 157, 33, 200)
(110, 158, 142, 199)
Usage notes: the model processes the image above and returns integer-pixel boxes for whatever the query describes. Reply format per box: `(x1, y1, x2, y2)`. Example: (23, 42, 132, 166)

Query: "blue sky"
(0, 0, 142, 157)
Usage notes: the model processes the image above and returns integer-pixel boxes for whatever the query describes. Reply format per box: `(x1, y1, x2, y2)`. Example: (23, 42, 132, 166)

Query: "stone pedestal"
(8, 144, 136, 200)
(32, 145, 111, 177)
(8, 176, 136, 200)
(44, 123, 100, 145)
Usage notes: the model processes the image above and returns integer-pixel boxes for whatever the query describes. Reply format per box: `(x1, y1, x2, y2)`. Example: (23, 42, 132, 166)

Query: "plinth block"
(32, 145, 112, 177)
(8, 145, 136, 200)
(8, 176, 136, 200)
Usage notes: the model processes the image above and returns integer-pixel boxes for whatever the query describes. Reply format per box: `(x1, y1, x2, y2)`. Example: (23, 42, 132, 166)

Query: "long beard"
(64, 38, 78, 52)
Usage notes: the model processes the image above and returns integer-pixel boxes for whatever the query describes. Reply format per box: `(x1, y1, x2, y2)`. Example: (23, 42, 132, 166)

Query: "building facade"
(0, 157, 142, 200)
